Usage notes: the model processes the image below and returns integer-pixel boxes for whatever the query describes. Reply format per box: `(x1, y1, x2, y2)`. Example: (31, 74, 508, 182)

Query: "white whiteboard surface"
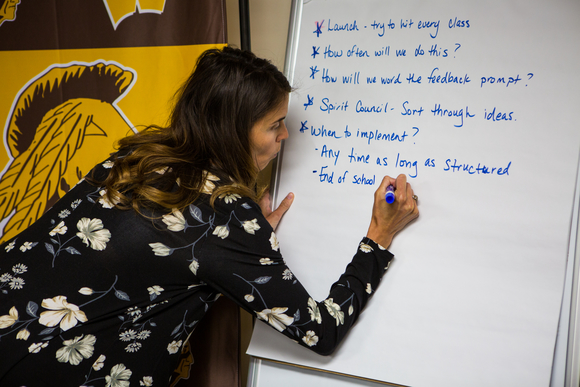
(248, 168, 580, 386)
(248, 1, 580, 386)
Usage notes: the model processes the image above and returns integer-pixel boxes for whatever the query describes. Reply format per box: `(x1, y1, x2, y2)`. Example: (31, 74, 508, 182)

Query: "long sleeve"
(194, 196, 394, 355)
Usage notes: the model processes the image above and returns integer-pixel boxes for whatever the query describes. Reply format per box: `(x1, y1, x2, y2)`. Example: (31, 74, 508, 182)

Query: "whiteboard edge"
(566, 166, 580, 386)
(247, 356, 262, 387)
(270, 0, 303, 206)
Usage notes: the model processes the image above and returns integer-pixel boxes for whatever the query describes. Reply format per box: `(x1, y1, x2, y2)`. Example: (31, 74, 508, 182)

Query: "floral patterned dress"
(0, 158, 393, 387)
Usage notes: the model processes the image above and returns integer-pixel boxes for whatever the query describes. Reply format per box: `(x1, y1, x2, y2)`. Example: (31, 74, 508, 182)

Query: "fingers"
(276, 192, 294, 216)
(396, 174, 418, 217)
(376, 175, 397, 203)
(367, 174, 418, 248)
(394, 174, 409, 202)
(258, 190, 272, 216)
(377, 174, 415, 205)
(378, 175, 396, 192)
(265, 192, 294, 231)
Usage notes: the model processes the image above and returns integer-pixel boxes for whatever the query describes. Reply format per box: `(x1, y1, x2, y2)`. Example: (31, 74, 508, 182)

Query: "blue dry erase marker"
(385, 185, 395, 204)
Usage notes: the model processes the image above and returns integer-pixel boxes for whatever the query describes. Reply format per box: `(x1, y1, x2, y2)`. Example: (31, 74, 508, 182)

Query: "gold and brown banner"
(0, 0, 227, 243)
(0, 2, 243, 386)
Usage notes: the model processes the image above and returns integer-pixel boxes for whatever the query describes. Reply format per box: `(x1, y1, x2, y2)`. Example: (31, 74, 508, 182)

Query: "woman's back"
(0, 158, 278, 385)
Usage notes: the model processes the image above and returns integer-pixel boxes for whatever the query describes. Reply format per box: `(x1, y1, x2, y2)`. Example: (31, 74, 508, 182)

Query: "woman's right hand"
(366, 174, 419, 249)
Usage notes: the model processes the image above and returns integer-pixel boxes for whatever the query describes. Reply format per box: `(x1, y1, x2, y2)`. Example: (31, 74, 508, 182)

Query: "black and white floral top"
(0, 158, 393, 387)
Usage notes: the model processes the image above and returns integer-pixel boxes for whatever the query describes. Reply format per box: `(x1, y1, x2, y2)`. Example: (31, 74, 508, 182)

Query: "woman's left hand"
(259, 191, 294, 230)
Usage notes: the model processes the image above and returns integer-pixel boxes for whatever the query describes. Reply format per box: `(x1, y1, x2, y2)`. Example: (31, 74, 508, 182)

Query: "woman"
(0, 47, 418, 386)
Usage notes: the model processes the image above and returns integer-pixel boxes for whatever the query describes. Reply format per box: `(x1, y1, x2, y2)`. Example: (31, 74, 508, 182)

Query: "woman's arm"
(196, 176, 417, 355)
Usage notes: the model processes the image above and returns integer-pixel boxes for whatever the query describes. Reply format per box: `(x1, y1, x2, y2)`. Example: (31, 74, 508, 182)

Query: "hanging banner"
(0, 0, 227, 243)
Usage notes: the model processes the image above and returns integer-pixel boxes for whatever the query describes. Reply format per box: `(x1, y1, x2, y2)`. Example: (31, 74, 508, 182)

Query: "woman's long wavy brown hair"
(92, 46, 292, 213)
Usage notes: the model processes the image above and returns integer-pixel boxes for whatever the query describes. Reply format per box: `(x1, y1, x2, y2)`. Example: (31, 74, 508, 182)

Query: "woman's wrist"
(365, 231, 392, 250)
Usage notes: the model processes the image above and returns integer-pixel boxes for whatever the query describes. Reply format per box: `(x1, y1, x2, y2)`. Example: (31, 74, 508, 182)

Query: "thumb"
(266, 192, 294, 230)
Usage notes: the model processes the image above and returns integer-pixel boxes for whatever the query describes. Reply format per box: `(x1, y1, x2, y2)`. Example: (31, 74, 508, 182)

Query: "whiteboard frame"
(270, 0, 302, 206)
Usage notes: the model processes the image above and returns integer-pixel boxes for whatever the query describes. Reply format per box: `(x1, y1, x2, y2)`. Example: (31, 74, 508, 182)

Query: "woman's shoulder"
(214, 192, 260, 211)
(155, 191, 262, 228)
(153, 192, 274, 260)
(197, 191, 263, 225)
(82, 151, 124, 184)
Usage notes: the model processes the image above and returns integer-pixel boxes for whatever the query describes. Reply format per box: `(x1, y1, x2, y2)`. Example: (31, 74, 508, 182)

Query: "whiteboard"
(248, 1, 580, 386)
